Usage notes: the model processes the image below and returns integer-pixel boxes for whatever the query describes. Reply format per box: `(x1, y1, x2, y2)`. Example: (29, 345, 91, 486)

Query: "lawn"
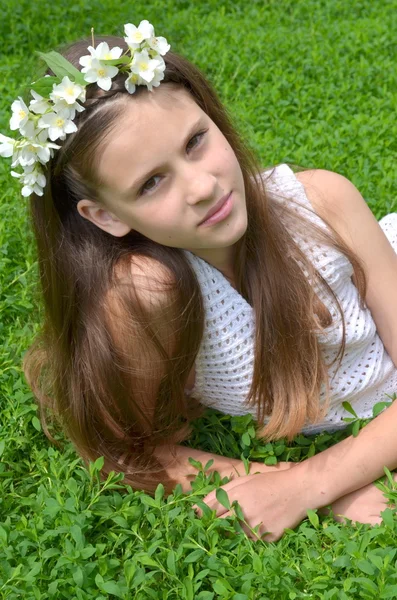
(2, 0, 397, 597)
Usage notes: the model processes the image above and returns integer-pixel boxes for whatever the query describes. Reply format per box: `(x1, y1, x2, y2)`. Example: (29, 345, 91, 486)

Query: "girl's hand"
(196, 469, 308, 543)
(319, 473, 396, 525)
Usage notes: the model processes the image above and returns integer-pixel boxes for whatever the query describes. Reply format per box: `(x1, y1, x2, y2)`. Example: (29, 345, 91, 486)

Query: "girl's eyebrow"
(122, 116, 206, 197)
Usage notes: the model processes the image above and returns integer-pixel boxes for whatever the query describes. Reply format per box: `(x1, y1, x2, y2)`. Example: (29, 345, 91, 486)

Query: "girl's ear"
(77, 199, 132, 237)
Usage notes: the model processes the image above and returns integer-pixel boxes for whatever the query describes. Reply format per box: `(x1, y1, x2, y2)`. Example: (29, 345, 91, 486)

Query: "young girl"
(3, 20, 397, 543)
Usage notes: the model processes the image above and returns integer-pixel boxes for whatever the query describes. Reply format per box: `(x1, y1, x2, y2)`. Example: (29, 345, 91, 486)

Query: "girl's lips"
(199, 192, 233, 226)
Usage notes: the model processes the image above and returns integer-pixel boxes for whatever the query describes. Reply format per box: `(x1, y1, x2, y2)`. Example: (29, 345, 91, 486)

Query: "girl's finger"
(192, 500, 229, 518)
(195, 495, 280, 541)
(194, 479, 244, 518)
(217, 509, 272, 542)
(214, 509, 251, 538)
(201, 478, 245, 512)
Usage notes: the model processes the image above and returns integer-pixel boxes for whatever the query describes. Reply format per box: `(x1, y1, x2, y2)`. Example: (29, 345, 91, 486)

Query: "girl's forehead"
(124, 85, 199, 122)
(107, 86, 203, 147)
(97, 87, 206, 195)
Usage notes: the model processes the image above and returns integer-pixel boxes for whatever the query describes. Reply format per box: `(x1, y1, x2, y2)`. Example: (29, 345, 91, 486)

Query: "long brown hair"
(23, 35, 367, 493)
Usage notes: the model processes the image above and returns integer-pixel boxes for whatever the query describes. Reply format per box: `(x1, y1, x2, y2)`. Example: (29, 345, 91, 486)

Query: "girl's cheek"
(224, 148, 240, 171)
(213, 143, 234, 168)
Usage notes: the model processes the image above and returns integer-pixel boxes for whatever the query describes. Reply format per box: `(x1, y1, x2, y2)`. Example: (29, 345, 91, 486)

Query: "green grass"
(2, 0, 397, 597)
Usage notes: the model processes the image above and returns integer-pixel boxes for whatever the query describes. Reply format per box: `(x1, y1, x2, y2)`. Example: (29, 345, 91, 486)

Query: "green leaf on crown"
(101, 55, 131, 66)
(36, 51, 87, 86)
(30, 76, 61, 96)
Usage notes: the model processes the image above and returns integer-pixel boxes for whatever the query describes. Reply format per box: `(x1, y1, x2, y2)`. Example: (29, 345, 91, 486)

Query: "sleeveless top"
(182, 163, 397, 435)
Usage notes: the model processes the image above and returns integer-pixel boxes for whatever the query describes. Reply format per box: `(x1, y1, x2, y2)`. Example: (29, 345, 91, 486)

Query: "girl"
(4, 21, 397, 543)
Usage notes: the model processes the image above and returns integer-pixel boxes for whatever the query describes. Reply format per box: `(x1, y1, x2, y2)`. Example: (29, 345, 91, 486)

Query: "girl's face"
(77, 85, 247, 274)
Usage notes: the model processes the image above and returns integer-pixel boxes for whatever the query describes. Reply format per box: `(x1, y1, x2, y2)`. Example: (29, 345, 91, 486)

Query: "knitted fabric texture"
(183, 163, 397, 434)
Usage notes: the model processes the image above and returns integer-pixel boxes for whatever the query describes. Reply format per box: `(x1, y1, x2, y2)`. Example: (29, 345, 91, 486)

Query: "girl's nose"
(185, 170, 218, 206)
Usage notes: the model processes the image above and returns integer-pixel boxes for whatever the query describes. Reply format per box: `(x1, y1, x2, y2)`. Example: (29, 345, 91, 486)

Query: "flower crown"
(0, 20, 170, 197)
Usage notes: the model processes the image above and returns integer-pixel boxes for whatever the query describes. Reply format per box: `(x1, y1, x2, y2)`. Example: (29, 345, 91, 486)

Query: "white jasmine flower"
(96, 41, 123, 61)
(0, 133, 16, 158)
(24, 179, 45, 197)
(29, 90, 51, 114)
(145, 60, 166, 91)
(22, 120, 37, 138)
(130, 49, 162, 84)
(82, 58, 119, 91)
(12, 133, 60, 167)
(11, 164, 47, 197)
(52, 98, 85, 121)
(10, 97, 30, 131)
(11, 143, 35, 168)
(38, 110, 78, 141)
(80, 42, 123, 71)
(147, 36, 170, 56)
(10, 97, 37, 137)
(124, 71, 142, 94)
(124, 20, 154, 49)
(50, 76, 86, 105)
(79, 52, 94, 71)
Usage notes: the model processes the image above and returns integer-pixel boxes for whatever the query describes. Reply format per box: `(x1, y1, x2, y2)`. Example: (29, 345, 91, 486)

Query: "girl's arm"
(293, 169, 397, 502)
(294, 399, 397, 509)
(198, 397, 397, 542)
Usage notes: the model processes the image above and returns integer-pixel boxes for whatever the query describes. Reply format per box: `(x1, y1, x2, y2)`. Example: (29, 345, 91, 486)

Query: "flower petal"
(138, 20, 155, 39)
(97, 77, 112, 91)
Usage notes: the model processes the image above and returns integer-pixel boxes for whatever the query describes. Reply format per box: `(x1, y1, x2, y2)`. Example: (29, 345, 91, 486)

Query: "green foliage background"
(1, 0, 397, 598)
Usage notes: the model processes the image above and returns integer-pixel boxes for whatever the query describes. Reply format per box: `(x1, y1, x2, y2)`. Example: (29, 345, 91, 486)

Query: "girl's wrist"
(278, 461, 328, 518)
(291, 458, 342, 509)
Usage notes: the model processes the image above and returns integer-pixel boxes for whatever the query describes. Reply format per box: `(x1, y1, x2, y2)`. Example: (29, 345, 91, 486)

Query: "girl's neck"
(187, 244, 237, 286)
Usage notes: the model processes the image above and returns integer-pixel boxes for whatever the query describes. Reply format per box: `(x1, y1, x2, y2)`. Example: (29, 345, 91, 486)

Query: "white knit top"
(183, 163, 397, 435)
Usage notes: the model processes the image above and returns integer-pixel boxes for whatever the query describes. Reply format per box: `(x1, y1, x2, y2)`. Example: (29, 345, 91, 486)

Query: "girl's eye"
(139, 130, 207, 196)
(140, 175, 161, 195)
(186, 130, 206, 152)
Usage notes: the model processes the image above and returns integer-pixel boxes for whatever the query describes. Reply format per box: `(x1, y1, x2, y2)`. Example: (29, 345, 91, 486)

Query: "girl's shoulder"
(263, 163, 361, 234)
(261, 164, 332, 235)
(261, 163, 323, 213)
